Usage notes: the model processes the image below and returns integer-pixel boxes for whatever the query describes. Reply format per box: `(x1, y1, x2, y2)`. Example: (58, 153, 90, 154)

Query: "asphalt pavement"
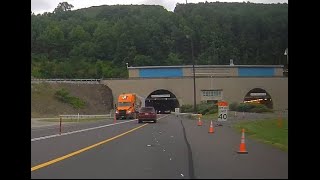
(31, 113, 288, 179)
(180, 115, 288, 179)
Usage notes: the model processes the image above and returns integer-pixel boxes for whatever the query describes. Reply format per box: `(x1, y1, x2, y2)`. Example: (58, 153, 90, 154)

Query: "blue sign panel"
(238, 68, 275, 77)
(139, 68, 183, 78)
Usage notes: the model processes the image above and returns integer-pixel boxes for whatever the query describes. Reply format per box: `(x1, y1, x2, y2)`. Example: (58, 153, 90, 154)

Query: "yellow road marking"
(31, 123, 148, 172)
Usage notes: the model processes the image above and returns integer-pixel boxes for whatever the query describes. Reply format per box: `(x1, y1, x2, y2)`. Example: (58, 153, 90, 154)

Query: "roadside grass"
(202, 113, 218, 121)
(232, 118, 288, 151)
(189, 113, 217, 120)
(39, 117, 111, 123)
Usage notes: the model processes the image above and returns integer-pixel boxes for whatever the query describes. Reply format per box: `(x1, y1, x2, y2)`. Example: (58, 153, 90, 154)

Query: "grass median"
(232, 118, 288, 151)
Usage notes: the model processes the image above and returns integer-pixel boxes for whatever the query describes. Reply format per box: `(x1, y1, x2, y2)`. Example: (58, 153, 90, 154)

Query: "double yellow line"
(31, 123, 148, 172)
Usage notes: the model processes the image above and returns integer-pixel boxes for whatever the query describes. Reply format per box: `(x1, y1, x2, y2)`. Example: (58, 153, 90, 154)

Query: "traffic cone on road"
(208, 120, 214, 133)
(237, 128, 248, 154)
(197, 116, 202, 126)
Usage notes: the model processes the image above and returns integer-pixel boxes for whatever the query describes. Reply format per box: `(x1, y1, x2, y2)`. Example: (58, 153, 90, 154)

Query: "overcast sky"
(31, 0, 288, 14)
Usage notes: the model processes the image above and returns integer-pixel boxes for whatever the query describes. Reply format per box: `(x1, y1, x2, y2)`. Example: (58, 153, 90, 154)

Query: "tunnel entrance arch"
(145, 89, 180, 114)
(243, 88, 273, 109)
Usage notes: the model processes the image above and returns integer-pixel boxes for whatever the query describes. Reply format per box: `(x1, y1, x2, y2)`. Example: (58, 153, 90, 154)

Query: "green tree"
(38, 24, 64, 59)
(54, 2, 74, 13)
(69, 25, 90, 42)
(165, 53, 182, 65)
(133, 55, 153, 66)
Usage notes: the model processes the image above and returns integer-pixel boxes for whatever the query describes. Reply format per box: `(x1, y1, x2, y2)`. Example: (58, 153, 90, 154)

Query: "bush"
(69, 97, 86, 109)
(181, 102, 271, 114)
(180, 102, 217, 114)
(197, 102, 217, 115)
(55, 88, 70, 103)
(237, 103, 272, 113)
(237, 103, 253, 112)
(180, 104, 193, 113)
(55, 88, 86, 109)
(207, 108, 218, 114)
(250, 104, 273, 113)
(229, 102, 238, 111)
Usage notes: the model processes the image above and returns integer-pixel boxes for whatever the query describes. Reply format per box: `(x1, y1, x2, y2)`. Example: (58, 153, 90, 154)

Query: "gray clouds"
(139, 0, 177, 11)
(31, 0, 61, 14)
(31, 0, 288, 14)
(255, 0, 288, 3)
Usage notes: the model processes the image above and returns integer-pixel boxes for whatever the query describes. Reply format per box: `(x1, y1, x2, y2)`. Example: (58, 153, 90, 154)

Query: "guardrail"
(31, 79, 102, 84)
(59, 114, 112, 119)
(31, 117, 60, 120)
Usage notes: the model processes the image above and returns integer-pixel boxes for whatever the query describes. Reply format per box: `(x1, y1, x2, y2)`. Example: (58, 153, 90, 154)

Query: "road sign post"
(114, 104, 117, 124)
(217, 101, 228, 125)
(175, 108, 180, 117)
(59, 116, 62, 135)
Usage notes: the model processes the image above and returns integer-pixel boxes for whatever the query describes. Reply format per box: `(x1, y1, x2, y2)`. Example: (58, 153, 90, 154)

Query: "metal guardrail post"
(59, 116, 62, 135)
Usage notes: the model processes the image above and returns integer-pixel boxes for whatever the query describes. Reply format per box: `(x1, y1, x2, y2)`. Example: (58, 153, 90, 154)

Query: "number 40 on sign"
(217, 101, 228, 121)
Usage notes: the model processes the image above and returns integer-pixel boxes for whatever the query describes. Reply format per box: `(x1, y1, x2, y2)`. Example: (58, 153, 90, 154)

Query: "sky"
(31, 0, 288, 14)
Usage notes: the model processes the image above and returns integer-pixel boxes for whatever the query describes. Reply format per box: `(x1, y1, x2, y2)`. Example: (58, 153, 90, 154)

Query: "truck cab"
(115, 93, 141, 120)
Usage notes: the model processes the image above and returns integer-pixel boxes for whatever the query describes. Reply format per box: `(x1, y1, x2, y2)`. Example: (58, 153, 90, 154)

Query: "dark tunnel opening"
(145, 89, 180, 114)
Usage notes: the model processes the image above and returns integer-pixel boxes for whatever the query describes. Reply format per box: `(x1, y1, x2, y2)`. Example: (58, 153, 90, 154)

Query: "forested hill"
(31, 2, 288, 79)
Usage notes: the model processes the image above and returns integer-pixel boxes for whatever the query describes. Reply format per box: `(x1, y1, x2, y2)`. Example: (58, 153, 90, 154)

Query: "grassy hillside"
(31, 83, 113, 118)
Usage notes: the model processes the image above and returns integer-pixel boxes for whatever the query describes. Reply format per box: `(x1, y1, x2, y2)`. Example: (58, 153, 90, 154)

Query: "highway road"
(31, 113, 288, 179)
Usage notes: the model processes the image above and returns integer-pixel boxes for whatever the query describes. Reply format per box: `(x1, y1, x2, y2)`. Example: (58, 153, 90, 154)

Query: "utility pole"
(190, 37, 196, 114)
(191, 40, 196, 114)
(186, 35, 197, 114)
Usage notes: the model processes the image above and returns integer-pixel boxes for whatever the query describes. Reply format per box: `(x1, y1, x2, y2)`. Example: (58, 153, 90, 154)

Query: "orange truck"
(115, 93, 142, 120)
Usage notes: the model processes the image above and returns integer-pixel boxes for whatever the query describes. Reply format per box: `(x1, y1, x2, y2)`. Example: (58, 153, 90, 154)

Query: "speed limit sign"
(217, 101, 228, 121)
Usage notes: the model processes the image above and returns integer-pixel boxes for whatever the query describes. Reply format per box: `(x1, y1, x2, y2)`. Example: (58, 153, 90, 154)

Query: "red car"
(138, 107, 157, 123)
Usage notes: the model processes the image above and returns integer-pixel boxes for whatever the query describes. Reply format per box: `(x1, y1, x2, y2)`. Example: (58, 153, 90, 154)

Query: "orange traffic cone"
(197, 116, 202, 126)
(208, 120, 214, 133)
(237, 128, 248, 154)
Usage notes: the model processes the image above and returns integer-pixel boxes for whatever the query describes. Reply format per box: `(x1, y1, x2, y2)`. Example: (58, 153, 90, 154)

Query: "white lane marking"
(31, 118, 113, 131)
(31, 122, 84, 131)
(31, 119, 136, 142)
(32, 114, 170, 142)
